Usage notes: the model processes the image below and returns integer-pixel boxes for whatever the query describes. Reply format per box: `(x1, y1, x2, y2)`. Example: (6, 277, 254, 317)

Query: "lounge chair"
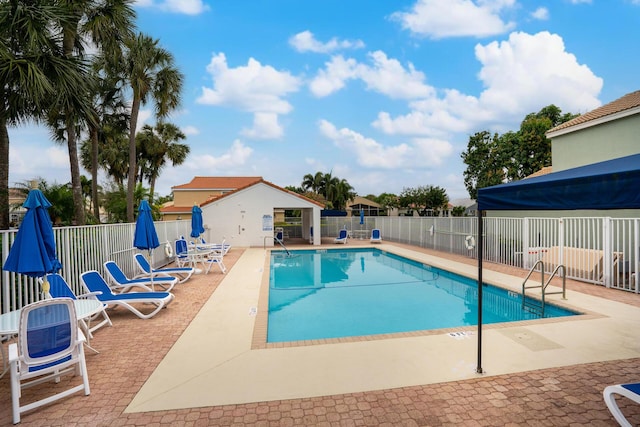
(603, 382, 640, 427)
(274, 230, 284, 243)
(104, 260, 178, 293)
(40, 273, 112, 336)
(9, 298, 90, 424)
(80, 270, 174, 320)
(133, 253, 194, 284)
(334, 228, 348, 244)
(370, 229, 382, 243)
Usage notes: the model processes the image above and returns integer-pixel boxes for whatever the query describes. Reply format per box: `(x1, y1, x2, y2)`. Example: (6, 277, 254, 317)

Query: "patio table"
(0, 299, 104, 377)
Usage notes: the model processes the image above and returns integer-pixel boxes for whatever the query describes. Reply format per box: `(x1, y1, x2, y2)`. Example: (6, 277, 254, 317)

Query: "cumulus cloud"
(374, 31, 602, 137)
(181, 125, 199, 136)
(531, 7, 549, 20)
(134, 0, 209, 15)
(391, 0, 516, 39)
(193, 140, 253, 169)
(318, 119, 453, 169)
(197, 53, 302, 139)
(289, 31, 365, 53)
(241, 113, 283, 139)
(310, 51, 434, 99)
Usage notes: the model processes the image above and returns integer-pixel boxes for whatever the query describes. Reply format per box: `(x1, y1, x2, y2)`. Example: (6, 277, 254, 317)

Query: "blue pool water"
(267, 248, 577, 343)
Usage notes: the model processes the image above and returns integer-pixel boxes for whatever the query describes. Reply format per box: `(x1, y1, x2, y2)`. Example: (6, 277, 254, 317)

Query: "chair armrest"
(76, 291, 103, 298)
(8, 342, 18, 363)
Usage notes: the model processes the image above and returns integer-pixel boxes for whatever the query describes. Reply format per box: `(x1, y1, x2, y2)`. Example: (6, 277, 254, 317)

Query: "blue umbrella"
(133, 199, 159, 289)
(4, 188, 62, 297)
(360, 209, 365, 225)
(190, 205, 204, 239)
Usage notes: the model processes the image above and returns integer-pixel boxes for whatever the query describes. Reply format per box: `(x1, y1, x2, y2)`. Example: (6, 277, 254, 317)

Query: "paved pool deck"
(1, 239, 639, 425)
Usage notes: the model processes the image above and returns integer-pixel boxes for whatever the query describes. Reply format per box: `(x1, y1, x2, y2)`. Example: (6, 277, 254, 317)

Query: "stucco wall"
(200, 182, 321, 247)
(551, 114, 640, 171)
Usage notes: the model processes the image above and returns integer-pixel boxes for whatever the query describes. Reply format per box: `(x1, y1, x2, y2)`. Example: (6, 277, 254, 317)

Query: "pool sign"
(262, 214, 273, 231)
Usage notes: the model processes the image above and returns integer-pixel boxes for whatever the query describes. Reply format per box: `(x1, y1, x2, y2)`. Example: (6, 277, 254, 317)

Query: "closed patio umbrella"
(133, 199, 159, 290)
(4, 186, 62, 297)
(190, 204, 204, 240)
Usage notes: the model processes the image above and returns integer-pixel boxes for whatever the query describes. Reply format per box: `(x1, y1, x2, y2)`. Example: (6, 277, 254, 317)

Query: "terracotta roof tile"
(172, 176, 263, 191)
(525, 166, 553, 179)
(548, 90, 640, 133)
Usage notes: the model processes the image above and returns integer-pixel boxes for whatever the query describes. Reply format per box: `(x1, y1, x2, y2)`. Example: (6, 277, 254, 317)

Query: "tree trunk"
(127, 96, 141, 222)
(90, 126, 100, 223)
(66, 120, 85, 225)
(0, 115, 10, 230)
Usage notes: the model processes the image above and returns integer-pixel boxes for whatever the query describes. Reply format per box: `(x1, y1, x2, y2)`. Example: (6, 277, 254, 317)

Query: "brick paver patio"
(1, 241, 639, 426)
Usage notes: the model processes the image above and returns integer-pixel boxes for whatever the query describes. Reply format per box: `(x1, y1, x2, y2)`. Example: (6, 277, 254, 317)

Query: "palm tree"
(52, 0, 136, 226)
(136, 122, 190, 203)
(302, 172, 324, 194)
(122, 33, 184, 222)
(0, 1, 90, 229)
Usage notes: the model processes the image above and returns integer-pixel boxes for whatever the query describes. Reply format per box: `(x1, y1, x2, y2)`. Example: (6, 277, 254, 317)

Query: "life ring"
(164, 242, 174, 258)
(465, 235, 476, 250)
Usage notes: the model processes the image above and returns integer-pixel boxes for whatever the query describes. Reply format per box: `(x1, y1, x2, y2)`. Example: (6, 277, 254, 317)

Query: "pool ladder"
(521, 260, 566, 316)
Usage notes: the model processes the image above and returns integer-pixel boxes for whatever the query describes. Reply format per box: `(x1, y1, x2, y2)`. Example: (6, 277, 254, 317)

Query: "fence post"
(603, 217, 612, 288)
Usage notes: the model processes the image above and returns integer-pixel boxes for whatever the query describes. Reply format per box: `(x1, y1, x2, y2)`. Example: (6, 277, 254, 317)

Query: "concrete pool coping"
(125, 244, 640, 413)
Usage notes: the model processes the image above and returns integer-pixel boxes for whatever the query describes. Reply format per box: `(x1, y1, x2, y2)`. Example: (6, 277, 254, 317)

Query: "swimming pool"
(267, 248, 577, 343)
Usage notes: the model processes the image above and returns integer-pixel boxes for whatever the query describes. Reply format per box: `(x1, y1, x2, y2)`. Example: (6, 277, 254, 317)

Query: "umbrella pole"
(148, 250, 154, 291)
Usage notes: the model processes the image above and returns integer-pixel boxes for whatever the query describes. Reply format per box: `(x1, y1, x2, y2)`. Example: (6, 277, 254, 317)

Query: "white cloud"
(310, 51, 434, 99)
(391, 0, 516, 39)
(181, 125, 199, 136)
(134, 0, 209, 15)
(135, 109, 153, 133)
(309, 56, 359, 97)
(241, 113, 283, 139)
(318, 119, 453, 169)
(289, 31, 365, 53)
(197, 53, 302, 139)
(374, 31, 602, 137)
(191, 140, 253, 169)
(531, 7, 549, 20)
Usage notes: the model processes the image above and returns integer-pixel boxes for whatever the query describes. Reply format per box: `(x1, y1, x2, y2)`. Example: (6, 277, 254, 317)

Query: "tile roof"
(200, 179, 325, 209)
(547, 90, 640, 134)
(172, 176, 263, 191)
(525, 166, 553, 179)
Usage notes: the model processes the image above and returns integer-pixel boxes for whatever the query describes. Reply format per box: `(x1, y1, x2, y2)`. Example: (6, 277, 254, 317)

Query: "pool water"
(267, 248, 577, 343)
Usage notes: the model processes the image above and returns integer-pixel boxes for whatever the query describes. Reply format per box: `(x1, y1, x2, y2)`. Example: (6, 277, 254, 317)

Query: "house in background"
(159, 176, 262, 221)
(199, 179, 323, 247)
(490, 89, 640, 219)
(347, 196, 383, 217)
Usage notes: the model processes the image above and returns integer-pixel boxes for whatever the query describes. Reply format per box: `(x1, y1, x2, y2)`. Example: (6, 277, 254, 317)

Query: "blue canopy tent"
(474, 153, 640, 373)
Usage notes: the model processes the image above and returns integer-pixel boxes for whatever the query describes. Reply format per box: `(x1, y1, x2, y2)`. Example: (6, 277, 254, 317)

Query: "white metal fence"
(1, 220, 192, 314)
(1, 216, 638, 314)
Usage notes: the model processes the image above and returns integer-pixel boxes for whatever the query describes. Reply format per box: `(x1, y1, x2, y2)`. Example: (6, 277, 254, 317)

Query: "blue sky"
(8, 0, 640, 202)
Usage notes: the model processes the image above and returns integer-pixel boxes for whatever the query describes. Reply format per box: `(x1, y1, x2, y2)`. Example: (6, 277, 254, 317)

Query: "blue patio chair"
(334, 228, 348, 244)
(133, 253, 194, 284)
(174, 238, 190, 268)
(80, 270, 174, 320)
(41, 273, 112, 336)
(370, 229, 382, 243)
(9, 298, 90, 424)
(104, 260, 178, 293)
(603, 382, 640, 427)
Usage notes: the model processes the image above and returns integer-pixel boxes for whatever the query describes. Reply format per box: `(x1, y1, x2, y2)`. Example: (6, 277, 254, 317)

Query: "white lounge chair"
(104, 260, 178, 293)
(603, 382, 640, 427)
(133, 253, 194, 283)
(334, 229, 348, 244)
(10, 298, 90, 424)
(81, 270, 174, 320)
(370, 228, 382, 243)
